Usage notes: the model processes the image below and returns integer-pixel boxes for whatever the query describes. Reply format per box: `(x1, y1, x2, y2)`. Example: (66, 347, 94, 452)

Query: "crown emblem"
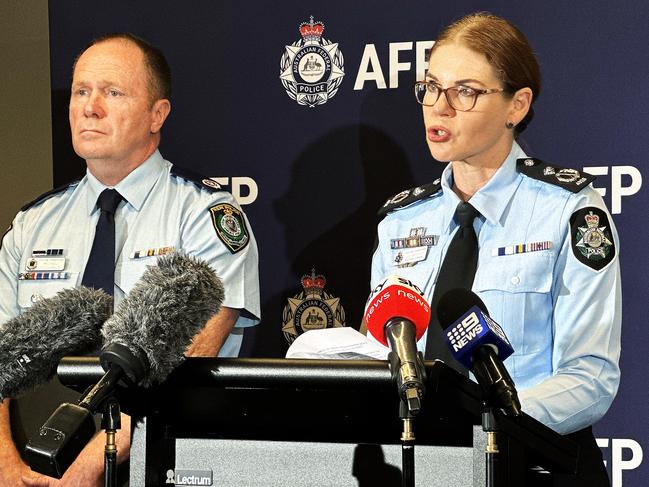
(301, 268, 326, 296)
(299, 16, 324, 43)
(585, 211, 600, 228)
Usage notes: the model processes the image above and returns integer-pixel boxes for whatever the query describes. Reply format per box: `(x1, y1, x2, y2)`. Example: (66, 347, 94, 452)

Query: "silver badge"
(556, 168, 580, 183)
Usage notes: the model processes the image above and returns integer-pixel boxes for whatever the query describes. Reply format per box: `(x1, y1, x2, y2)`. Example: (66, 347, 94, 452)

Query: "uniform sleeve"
(179, 192, 260, 328)
(0, 214, 23, 326)
(366, 219, 393, 347)
(370, 219, 390, 290)
(518, 190, 621, 434)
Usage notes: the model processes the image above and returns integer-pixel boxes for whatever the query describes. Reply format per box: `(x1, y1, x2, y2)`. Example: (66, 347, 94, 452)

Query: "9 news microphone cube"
(443, 305, 514, 369)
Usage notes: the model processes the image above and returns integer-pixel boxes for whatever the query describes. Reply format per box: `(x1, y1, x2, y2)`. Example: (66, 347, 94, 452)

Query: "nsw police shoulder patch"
(570, 206, 616, 271)
(209, 203, 249, 253)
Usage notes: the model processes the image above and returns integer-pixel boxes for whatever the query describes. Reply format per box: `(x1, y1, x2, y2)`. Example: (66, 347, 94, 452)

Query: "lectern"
(57, 358, 578, 486)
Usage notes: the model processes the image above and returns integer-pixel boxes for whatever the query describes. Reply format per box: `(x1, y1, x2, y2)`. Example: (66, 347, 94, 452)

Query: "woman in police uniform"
(372, 12, 620, 486)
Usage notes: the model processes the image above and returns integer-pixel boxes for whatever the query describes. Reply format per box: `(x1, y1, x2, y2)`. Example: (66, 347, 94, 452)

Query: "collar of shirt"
(84, 150, 167, 216)
(439, 141, 527, 231)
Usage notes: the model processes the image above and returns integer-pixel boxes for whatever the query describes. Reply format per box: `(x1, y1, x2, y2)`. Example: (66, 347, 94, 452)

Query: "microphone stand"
(388, 351, 425, 487)
(399, 400, 416, 487)
(482, 407, 500, 487)
(101, 399, 121, 487)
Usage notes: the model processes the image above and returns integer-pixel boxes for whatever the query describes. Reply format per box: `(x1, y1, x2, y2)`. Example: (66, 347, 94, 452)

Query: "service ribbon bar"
(130, 246, 175, 259)
(18, 271, 70, 280)
(492, 241, 552, 257)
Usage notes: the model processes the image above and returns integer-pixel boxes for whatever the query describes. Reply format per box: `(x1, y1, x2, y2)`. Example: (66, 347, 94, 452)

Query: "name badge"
(25, 257, 66, 271)
(393, 246, 428, 267)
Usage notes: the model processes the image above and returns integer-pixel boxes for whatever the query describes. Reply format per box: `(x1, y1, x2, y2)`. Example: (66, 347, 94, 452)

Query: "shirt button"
(510, 276, 520, 286)
(31, 293, 43, 303)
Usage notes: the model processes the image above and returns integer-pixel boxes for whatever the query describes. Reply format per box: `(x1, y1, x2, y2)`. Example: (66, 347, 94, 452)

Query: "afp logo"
(207, 177, 258, 206)
(583, 165, 643, 214)
(279, 16, 345, 107)
(597, 437, 644, 487)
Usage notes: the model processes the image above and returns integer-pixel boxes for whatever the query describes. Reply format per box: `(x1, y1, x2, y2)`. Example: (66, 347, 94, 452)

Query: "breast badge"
(282, 269, 346, 344)
(279, 16, 345, 107)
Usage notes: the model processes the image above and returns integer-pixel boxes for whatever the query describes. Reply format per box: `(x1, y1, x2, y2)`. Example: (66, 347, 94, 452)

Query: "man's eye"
(108, 90, 121, 97)
(426, 83, 441, 94)
(75, 89, 88, 96)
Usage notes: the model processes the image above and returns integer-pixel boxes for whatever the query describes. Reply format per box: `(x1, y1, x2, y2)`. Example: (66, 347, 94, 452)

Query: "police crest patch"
(281, 269, 346, 344)
(209, 203, 249, 253)
(279, 16, 345, 108)
(570, 207, 616, 271)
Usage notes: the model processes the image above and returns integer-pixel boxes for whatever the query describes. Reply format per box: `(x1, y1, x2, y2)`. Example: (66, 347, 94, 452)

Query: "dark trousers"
(527, 426, 609, 487)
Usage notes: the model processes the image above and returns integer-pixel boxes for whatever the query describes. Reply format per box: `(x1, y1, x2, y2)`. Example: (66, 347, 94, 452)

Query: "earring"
(506, 121, 515, 129)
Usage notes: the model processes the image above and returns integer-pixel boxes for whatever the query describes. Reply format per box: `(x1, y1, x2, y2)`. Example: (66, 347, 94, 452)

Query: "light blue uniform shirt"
(0, 150, 260, 357)
(371, 142, 622, 435)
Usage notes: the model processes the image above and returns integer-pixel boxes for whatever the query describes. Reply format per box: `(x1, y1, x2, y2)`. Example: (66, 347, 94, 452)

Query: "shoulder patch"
(516, 158, 595, 193)
(170, 165, 224, 193)
(570, 206, 616, 271)
(378, 179, 442, 217)
(209, 203, 250, 253)
(20, 181, 79, 212)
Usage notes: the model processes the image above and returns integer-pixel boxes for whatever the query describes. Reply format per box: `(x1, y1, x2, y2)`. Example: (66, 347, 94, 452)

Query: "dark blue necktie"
(424, 202, 480, 371)
(81, 189, 123, 296)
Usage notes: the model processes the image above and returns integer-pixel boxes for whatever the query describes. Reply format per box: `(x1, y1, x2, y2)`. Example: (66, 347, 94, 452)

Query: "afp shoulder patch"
(517, 158, 595, 193)
(209, 203, 250, 253)
(170, 165, 223, 193)
(570, 206, 616, 271)
(20, 180, 79, 212)
(378, 179, 442, 217)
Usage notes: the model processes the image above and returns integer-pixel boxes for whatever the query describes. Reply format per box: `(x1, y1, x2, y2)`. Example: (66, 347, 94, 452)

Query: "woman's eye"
(458, 87, 477, 97)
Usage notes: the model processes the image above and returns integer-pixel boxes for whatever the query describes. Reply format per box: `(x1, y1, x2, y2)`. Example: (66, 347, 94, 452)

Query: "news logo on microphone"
(364, 275, 430, 346)
(443, 306, 513, 369)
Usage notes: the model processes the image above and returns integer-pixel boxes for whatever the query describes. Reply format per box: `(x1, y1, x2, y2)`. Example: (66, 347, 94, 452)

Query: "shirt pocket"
(17, 273, 80, 309)
(114, 259, 151, 296)
(473, 252, 554, 356)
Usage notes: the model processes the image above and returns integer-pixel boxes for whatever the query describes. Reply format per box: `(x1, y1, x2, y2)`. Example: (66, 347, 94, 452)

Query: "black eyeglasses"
(414, 81, 505, 111)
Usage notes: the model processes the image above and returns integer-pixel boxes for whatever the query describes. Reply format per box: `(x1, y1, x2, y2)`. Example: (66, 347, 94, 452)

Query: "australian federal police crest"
(279, 16, 345, 107)
(282, 269, 346, 344)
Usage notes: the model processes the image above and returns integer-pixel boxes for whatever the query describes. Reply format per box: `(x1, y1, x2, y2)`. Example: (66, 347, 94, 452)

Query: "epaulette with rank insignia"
(516, 157, 595, 194)
(378, 178, 442, 216)
(170, 165, 224, 193)
(20, 180, 80, 212)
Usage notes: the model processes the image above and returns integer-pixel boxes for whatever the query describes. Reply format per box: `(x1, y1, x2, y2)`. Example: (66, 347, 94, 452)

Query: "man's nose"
(83, 92, 105, 118)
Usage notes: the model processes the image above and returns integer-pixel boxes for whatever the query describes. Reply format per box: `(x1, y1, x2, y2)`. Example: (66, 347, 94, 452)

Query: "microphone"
(437, 289, 521, 417)
(364, 275, 430, 414)
(0, 286, 112, 401)
(26, 252, 225, 478)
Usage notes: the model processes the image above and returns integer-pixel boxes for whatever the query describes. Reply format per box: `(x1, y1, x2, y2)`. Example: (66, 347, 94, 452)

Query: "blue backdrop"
(48, 1, 648, 484)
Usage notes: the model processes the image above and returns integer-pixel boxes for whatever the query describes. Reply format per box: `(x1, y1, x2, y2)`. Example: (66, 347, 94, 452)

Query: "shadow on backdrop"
(243, 123, 415, 357)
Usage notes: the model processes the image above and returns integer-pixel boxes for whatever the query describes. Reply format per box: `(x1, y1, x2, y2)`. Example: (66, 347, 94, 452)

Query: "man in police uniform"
(0, 34, 260, 486)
